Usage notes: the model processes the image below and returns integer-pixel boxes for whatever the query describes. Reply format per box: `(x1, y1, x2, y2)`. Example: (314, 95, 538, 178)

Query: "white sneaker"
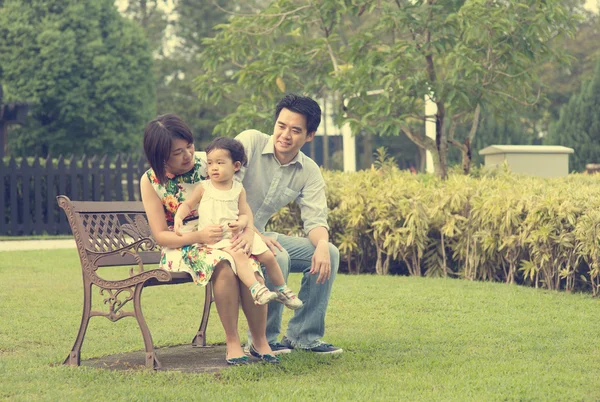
(276, 286, 304, 310)
(252, 284, 277, 305)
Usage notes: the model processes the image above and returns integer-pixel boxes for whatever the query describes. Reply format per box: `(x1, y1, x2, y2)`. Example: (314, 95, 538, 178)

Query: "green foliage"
(120, 0, 169, 54)
(0, 0, 155, 157)
(195, 0, 577, 177)
(120, 1, 268, 144)
(268, 167, 600, 294)
(546, 60, 600, 172)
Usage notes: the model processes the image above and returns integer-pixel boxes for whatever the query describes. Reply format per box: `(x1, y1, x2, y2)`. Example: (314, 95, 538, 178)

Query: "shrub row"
(267, 164, 600, 295)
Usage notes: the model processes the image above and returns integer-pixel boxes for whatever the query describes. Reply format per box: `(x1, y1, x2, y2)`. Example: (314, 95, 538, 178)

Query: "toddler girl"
(174, 137, 303, 310)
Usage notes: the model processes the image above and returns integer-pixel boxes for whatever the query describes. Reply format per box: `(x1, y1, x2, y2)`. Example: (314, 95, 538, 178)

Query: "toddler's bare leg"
(256, 250, 303, 311)
(256, 250, 285, 287)
(224, 248, 277, 306)
(223, 247, 256, 289)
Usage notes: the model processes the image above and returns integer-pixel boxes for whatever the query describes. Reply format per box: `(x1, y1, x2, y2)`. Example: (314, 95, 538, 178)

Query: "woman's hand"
(174, 217, 184, 236)
(197, 224, 224, 245)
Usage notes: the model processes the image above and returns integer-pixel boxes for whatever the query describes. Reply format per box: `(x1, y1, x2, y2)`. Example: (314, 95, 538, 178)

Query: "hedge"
(266, 164, 600, 295)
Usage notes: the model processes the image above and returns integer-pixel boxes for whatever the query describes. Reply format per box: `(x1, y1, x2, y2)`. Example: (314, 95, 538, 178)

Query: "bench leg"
(64, 281, 93, 366)
(133, 284, 161, 370)
(192, 282, 213, 347)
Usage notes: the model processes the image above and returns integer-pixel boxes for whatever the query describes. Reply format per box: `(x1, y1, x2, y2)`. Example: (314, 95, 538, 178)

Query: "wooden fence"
(1, 155, 149, 235)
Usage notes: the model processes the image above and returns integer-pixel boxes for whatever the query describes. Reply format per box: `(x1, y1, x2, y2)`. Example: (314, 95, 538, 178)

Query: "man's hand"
(230, 229, 255, 254)
(310, 240, 331, 284)
(260, 233, 284, 256)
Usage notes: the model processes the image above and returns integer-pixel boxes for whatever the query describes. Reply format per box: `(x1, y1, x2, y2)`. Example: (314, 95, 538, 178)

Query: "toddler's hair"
(205, 137, 248, 167)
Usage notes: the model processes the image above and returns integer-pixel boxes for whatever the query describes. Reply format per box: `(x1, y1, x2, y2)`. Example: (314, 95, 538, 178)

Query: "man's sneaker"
(305, 342, 343, 354)
(281, 336, 343, 354)
(275, 286, 304, 310)
(251, 284, 277, 305)
(268, 341, 292, 355)
(244, 342, 292, 356)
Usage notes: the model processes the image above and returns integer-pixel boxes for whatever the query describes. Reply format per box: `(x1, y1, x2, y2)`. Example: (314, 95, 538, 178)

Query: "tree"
(0, 0, 155, 157)
(195, 0, 577, 178)
(117, 1, 268, 146)
(515, 6, 599, 141)
(546, 60, 600, 172)
(447, 4, 598, 167)
(120, 0, 169, 54)
(156, 0, 237, 145)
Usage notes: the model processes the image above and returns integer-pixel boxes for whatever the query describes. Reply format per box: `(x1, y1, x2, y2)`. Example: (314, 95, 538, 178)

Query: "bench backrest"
(57, 195, 160, 268)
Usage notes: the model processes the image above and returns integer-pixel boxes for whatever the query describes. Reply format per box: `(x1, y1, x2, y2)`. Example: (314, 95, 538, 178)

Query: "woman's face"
(164, 138, 195, 176)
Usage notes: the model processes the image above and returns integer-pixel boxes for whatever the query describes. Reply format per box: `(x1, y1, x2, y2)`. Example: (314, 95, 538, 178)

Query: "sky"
(585, 0, 599, 12)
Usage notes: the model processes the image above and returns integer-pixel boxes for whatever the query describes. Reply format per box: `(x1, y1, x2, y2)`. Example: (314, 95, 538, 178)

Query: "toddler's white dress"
(197, 180, 269, 255)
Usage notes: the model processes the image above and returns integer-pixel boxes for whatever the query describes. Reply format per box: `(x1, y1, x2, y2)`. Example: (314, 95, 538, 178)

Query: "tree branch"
(311, 0, 340, 74)
(449, 138, 466, 152)
(212, 1, 311, 17)
(231, 15, 287, 36)
(482, 87, 541, 106)
(402, 125, 436, 151)
(468, 104, 481, 142)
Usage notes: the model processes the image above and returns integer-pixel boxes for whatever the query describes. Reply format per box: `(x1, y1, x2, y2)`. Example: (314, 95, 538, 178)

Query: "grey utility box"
(479, 145, 574, 178)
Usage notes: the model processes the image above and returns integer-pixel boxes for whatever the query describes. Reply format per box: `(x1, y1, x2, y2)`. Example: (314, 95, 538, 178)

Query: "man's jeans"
(249, 233, 340, 349)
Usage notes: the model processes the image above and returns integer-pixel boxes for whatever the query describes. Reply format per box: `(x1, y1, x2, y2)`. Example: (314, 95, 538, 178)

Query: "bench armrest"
(83, 238, 172, 288)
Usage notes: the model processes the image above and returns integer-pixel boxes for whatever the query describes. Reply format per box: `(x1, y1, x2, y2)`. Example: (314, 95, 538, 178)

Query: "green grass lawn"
(2, 249, 600, 401)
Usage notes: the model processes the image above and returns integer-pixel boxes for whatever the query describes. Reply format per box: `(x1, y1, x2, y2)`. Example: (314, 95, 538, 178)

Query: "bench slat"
(68, 200, 145, 213)
(92, 250, 161, 267)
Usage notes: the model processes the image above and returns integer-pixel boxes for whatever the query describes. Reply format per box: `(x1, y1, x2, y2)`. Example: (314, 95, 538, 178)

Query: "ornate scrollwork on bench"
(97, 287, 135, 322)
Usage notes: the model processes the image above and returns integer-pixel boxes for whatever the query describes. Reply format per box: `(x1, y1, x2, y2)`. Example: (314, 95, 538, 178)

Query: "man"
(234, 93, 342, 354)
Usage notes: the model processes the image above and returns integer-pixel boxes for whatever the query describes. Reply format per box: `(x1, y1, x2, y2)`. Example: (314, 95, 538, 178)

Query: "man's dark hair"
(143, 114, 194, 185)
(274, 93, 322, 134)
(205, 137, 248, 167)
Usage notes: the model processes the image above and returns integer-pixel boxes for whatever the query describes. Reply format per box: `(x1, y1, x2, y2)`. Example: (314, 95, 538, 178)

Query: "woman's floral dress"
(145, 154, 261, 287)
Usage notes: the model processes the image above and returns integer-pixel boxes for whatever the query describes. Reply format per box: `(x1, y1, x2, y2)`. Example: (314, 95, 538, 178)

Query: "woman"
(140, 114, 278, 365)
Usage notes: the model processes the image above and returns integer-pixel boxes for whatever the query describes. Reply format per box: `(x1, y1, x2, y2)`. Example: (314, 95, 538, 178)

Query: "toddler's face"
(206, 148, 240, 183)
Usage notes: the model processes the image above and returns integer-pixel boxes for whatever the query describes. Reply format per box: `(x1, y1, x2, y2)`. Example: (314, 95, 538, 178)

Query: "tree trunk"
(375, 246, 383, 275)
(441, 233, 447, 278)
(140, 0, 148, 28)
(322, 98, 329, 169)
(435, 102, 448, 179)
(462, 104, 481, 175)
(462, 137, 472, 175)
(363, 133, 372, 169)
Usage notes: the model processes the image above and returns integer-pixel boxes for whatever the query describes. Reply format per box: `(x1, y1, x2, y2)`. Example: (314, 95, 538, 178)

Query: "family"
(140, 94, 341, 365)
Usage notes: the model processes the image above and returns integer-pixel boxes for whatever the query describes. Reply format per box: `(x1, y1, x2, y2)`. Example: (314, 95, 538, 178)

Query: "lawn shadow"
(80, 344, 259, 373)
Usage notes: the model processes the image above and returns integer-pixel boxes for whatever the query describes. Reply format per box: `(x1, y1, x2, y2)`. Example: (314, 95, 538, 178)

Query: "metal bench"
(57, 195, 213, 370)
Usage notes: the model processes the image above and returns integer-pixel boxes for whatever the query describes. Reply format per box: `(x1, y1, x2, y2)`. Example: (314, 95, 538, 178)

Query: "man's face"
(272, 108, 315, 164)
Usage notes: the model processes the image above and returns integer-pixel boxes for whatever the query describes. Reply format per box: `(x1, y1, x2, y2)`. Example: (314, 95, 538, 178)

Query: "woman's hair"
(143, 114, 194, 185)
(205, 137, 248, 167)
